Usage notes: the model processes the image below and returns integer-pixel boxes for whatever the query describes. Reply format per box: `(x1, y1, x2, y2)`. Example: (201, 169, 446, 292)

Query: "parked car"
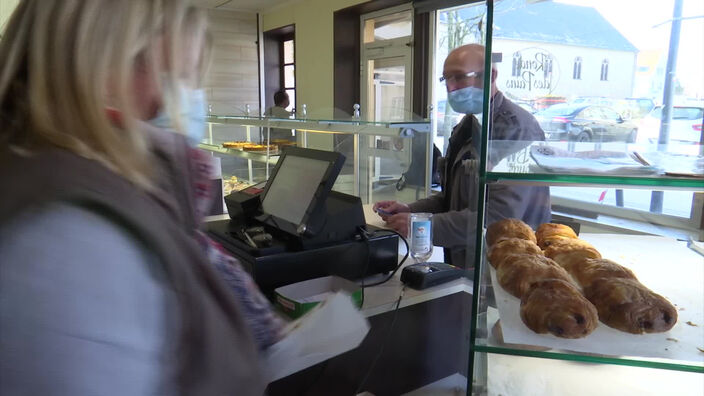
(534, 104, 638, 142)
(517, 102, 536, 114)
(623, 97, 655, 118)
(637, 105, 704, 145)
(533, 95, 567, 111)
(570, 96, 614, 107)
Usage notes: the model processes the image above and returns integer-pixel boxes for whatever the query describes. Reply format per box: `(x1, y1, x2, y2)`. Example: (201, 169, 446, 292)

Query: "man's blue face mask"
(447, 86, 484, 115)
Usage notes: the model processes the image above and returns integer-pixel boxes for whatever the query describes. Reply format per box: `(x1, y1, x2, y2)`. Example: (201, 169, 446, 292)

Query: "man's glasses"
(439, 71, 483, 85)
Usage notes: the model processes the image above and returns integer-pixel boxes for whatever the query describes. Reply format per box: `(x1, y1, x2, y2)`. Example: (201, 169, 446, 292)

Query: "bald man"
(374, 44, 551, 268)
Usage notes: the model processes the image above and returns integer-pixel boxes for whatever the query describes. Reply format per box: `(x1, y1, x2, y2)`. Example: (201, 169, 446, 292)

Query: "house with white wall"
(490, 1, 638, 103)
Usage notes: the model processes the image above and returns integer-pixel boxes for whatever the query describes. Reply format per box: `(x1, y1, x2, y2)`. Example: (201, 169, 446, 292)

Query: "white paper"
(529, 145, 658, 175)
(262, 292, 370, 381)
(489, 234, 704, 364)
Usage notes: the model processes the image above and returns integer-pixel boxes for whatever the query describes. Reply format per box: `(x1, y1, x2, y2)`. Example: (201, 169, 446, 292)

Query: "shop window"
(428, 0, 702, 234)
(573, 57, 582, 80)
(544, 55, 553, 79)
(281, 39, 295, 112)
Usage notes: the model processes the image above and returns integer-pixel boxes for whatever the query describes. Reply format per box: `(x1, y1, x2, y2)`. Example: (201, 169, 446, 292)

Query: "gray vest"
(0, 148, 265, 395)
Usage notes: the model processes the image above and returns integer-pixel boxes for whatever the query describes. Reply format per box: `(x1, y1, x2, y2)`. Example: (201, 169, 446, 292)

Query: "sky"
(556, 0, 704, 99)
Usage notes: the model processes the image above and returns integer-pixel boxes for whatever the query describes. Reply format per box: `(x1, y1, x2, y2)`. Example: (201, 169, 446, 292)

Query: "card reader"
(400, 262, 464, 290)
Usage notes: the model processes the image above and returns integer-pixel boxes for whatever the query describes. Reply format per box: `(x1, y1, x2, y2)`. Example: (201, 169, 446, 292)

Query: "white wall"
(0, 0, 20, 35)
(493, 39, 636, 101)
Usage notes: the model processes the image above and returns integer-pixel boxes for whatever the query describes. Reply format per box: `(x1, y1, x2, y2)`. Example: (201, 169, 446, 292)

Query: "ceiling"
(192, 0, 294, 13)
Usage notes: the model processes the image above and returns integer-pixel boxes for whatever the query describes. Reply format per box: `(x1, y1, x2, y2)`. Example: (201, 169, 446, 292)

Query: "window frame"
(600, 58, 609, 81)
(573, 56, 582, 80)
(512, 52, 522, 77)
(279, 33, 295, 112)
(551, 192, 703, 238)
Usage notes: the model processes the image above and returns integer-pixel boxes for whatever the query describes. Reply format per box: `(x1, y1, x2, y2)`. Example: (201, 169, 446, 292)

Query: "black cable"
(355, 226, 375, 308)
(353, 286, 405, 395)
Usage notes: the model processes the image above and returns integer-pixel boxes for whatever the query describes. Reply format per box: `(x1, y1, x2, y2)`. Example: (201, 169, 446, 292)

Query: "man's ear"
(491, 66, 498, 84)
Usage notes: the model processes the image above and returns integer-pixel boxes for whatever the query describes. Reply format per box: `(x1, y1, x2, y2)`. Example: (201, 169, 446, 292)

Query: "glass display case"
(465, 1, 704, 394)
(199, 112, 432, 206)
(469, 143, 704, 394)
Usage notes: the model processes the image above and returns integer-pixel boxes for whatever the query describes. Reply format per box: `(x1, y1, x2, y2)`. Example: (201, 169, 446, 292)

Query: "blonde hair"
(0, 0, 208, 190)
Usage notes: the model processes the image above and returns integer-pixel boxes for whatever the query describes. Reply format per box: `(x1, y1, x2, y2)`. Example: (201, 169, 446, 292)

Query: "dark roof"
(458, 1, 638, 52)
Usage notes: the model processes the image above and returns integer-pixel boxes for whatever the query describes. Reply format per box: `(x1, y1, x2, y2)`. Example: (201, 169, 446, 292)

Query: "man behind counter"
(264, 90, 295, 143)
(374, 44, 551, 269)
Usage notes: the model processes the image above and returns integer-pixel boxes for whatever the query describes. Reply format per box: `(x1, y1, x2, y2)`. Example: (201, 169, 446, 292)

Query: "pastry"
(487, 237, 543, 269)
(520, 278, 599, 338)
(223, 176, 251, 195)
(536, 223, 578, 249)
(543, 238, 601, 272)
(486, 218, 537, 247)
(567, 258, 637, 289)
(222, 141, 249, 149)
(243, 144, 278, 152)
(497, 254, 573, 299)
(584, 277, 677, 334)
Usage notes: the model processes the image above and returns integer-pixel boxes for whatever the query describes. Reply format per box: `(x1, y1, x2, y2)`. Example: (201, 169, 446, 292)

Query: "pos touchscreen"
(258, 146, 344, 236)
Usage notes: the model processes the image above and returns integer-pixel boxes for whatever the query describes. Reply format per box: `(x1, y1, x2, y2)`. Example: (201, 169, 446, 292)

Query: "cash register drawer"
(207, 220, 398, 293)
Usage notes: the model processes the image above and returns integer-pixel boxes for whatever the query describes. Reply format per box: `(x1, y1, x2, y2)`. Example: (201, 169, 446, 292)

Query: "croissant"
(536, 223, 578, 249)
(487, 238, 543, 269)
(497, 254, 573, 299)
(520, 279, 599, 338)
(486, 218, 536, 247)
(568, 258, 637, 289)
(543, 238, 601, 273)
(584, 278, 677, 334)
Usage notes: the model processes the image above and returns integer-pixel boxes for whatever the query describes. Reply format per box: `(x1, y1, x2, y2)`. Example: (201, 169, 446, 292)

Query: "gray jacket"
(408, 91, 551, 268)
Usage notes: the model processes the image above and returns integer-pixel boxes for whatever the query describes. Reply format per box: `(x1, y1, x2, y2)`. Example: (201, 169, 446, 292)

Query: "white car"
(637, 106, 703, 144)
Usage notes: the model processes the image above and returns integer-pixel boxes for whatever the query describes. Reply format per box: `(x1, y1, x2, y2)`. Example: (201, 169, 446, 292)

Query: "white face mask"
(447, 86, 484, 115)
(150, 82, 207, 147)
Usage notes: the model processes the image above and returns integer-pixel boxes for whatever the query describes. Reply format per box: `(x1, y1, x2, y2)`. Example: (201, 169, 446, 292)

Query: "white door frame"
(359, 4, 415, 203)
(360, 4, 414, 120)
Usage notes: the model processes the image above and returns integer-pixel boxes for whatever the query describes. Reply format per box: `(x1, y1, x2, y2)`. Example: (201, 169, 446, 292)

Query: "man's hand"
(372, 200, 410, 221)
(385, 213, 410, 238)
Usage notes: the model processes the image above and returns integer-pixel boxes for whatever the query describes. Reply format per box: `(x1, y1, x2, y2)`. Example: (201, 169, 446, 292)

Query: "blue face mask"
(447, 86, 484, 114)
(151, 83, 207, 147)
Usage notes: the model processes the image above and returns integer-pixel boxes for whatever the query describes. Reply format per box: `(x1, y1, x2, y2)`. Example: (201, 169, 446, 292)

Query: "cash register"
(206, 146, 398, 293)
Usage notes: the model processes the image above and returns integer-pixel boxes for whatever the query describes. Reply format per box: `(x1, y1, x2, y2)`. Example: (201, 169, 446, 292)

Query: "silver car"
(637, 106, 704, 144)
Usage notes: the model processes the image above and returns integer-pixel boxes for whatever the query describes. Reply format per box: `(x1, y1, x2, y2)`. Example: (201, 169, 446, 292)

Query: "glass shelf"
(206, 111, 431, 137)
(473, 232, 704, 375)
(197, 142, 280, 165)
(485, 172, 704, 189)
(473, 345, 703, 373)
(485, 140, 704, 189)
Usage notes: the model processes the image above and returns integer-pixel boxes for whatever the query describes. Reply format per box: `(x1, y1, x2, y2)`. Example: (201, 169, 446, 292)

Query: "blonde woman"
(0, 1, 265, 394)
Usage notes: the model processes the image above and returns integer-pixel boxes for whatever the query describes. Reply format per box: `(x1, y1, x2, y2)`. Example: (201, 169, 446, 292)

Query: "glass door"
(360, 5, 415, 204)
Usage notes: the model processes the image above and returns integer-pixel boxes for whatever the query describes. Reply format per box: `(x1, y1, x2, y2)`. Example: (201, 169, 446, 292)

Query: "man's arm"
(407, 192, 446, 214)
